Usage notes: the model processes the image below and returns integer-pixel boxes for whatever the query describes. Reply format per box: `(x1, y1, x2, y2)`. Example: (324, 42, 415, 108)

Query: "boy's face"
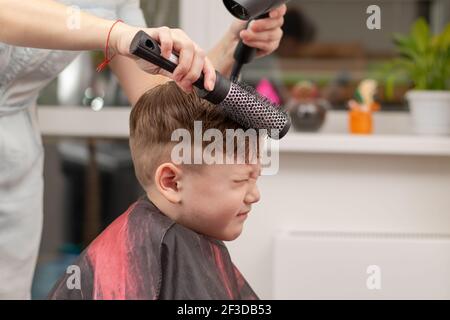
(178, 163, 261, 241)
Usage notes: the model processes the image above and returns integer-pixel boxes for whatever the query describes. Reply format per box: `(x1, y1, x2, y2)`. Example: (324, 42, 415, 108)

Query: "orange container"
(349, 109, 373, 134)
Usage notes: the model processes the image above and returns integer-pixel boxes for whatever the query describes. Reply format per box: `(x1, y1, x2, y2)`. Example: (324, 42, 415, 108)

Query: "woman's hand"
(208, 5, 287, 77)
(111, 24, 216, 93)
(229, 4, 287, 58)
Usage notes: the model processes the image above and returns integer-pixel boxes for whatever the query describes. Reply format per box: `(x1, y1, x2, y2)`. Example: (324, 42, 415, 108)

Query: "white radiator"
(274, 230, 450, 299)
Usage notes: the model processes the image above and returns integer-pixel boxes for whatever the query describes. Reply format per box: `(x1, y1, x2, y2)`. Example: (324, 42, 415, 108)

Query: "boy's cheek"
(197, 211, 243, 241)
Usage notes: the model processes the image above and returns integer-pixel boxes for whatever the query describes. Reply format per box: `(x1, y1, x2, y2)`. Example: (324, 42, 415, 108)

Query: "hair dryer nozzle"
(223, 0, 290, 20)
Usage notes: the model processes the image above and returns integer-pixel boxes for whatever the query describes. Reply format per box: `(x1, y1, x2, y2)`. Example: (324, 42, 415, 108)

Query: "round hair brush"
(129, 31, 291, 139)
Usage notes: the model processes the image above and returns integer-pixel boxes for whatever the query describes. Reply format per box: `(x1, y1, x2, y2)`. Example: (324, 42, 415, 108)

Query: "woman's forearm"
(207, 31, 239, 77)
(0, 0, 114, 51)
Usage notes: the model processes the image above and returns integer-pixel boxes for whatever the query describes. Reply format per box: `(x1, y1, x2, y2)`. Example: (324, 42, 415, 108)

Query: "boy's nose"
(245, 183, 261, 205)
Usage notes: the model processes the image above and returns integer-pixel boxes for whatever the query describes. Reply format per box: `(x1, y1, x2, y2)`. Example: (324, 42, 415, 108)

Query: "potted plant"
(382, 18, 450, 135)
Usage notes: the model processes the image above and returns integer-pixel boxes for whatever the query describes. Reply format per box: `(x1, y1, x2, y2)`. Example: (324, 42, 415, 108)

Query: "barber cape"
(48, 196, 258, 300)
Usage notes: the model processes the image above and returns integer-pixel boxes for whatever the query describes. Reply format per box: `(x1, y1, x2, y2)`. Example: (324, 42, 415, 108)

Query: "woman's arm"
(110, 55, 170, 107)
(0, 0, 216, 93)
(0, 0, 111, 50)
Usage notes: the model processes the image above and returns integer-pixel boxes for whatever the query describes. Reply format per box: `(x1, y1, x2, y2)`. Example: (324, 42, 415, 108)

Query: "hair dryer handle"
(231, 12, 270, 79)
(233, 40, 257, 66)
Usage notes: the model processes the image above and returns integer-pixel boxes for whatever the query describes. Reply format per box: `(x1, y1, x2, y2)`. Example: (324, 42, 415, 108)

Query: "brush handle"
(130, 31, 231, 104)
(129, 30, 206, 89)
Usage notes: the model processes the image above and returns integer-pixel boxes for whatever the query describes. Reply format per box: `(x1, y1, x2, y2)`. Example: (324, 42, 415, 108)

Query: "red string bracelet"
(96, 19, 124, 72)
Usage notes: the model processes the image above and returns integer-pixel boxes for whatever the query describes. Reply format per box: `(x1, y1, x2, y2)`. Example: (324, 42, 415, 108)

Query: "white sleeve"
(117, 0, 148, 28)
(56, 0, 147, 27)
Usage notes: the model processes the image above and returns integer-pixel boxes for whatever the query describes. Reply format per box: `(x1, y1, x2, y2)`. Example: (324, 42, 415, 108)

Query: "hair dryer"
(223, 0, 291, 79)
(223, 0, 289, 20)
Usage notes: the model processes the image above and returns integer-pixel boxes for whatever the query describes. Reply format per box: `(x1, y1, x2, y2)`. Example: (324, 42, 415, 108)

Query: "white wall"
(227, 152, 450, 299)
(180, 0, 234, 50)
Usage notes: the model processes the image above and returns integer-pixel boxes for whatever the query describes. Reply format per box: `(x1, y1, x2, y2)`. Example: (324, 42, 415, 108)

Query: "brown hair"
(130, 81, 260, 189)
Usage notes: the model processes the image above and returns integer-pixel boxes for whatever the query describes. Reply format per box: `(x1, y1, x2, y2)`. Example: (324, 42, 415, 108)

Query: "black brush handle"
(129, 30, 230, 104)
(129, 30, 206, 89)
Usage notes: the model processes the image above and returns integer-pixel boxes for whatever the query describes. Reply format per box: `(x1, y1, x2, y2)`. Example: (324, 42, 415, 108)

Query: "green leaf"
(411, 18, 430, 53)
(385, 74, 396, 101)
(393, 33, 413, 47)
(377, 18, 450, 91)
(440, 23, 450, 48)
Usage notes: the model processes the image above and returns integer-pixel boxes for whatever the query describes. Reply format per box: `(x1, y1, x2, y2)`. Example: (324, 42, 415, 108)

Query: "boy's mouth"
(237, 210, 250, 217)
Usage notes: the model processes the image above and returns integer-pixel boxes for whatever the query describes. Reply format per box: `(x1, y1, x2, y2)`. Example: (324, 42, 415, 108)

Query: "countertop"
(38, 106, 450, 157)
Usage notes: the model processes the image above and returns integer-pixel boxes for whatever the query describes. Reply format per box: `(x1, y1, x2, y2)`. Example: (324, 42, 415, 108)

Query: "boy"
(49, 81, 262, 300)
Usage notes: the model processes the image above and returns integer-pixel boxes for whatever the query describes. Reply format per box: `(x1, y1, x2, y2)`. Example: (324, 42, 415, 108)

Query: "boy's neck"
(146, 189, 180, 222)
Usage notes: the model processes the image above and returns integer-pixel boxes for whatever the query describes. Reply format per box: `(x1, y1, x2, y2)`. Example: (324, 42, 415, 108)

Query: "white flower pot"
(406, 90, 450, 135)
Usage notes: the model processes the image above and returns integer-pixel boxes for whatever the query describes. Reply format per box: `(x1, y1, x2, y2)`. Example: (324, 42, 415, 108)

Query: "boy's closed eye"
(231, 165, 262, 184)
(232, 172, 261, 184)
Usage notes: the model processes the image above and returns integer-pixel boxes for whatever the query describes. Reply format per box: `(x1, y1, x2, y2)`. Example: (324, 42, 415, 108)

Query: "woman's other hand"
(229, 4, 287, 58)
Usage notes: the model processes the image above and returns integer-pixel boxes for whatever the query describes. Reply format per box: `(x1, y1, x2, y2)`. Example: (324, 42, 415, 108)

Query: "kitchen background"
(33, 0, 450, 299)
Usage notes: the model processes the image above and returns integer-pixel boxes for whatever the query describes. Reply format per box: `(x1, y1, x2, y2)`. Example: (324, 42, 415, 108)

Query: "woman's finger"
(178, 46, 206, 93)
(174, 45, 194, 85)
(156, 26, 173, 60)
(202, 57, 216, 92)
(269, 4, 287, 18)
(171, 31, 195, 82)
(240, 28, 283, 43)
(249, 17, 284, 32)
(241, 39, 278, 54)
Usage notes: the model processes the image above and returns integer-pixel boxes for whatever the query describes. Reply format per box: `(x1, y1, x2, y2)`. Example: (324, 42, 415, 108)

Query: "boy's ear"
(154, 163, 183, 204)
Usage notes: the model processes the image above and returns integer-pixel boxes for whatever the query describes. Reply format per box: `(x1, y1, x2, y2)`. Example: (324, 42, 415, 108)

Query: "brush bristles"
(218, 80, 290, 139)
